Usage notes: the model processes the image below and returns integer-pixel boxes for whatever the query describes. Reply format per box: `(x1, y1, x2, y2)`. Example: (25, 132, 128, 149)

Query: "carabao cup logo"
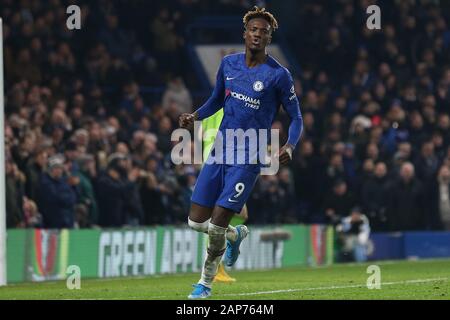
(29, 229, 68, 281)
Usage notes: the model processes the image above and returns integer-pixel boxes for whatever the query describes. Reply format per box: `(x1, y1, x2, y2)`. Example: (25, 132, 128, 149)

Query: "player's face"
(244, 18, 271, 52)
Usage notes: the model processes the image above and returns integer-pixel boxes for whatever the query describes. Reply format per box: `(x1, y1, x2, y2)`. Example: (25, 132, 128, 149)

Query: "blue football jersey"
(196, 52, 302, 172)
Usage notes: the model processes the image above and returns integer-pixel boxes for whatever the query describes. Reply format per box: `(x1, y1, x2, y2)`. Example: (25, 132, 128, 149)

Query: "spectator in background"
(365, 143, 381, 163)
(158, 171, 185, 225)
(24, 148, 48, 201)
(22, 197, 42, 228)
(157, 116, 173, 154)
(354, 158, 375, 199)
(162, 76, 193, 115)
(98, 14, 135, 60)
(385, 162, 424, 231)
(292, 139, 320, 222)
(139, 161, 165, 225)
(414, 141, 439, 188)
(11, 130, 36, 172)
(322, 152, 346, 193)
(75, 154, 98, 227)
(323, 179, 356, 225)
(301, 112, 320, 144)
(6, 159, 26, 228)
(64, 141, 80, 176)
(96, 153, 143, 227)
(177, 170, 196, 221)
(408, 111, 428, 148)
(10, 48, 41, 84)
(278, 167, 296, 223)
(361, 162, 389, 231)
(430, 164, 450, 230)
(127, 159, 146, 225)
(343, 143, 358, 190)
(392, 142, 413, 170)
(130, 96, 150, 122)
(38, 155, 78, 229)
(431, 131, 446, 159)
(349, 116, 371, 157)
(250, 175, 284, 224)
(150, 8, 184, 74)
(437, 113, 450, 146)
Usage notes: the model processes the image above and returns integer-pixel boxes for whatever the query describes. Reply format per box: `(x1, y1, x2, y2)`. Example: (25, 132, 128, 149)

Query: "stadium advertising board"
(6, 225, 333, 283)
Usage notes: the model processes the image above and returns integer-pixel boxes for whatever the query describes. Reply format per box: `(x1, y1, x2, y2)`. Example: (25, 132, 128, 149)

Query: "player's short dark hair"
(243, 6, 278, 32)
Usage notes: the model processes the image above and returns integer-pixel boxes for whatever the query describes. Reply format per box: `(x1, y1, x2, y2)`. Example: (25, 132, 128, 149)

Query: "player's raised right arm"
(179, 60, 225, 129)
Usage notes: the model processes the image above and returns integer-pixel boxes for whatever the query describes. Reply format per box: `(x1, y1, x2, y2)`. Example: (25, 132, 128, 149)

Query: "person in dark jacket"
(139, 155, 165, 225)
(429, 164, 450, 230)
(291, 139, 321, 222)
(322, 179, 356, 225)
(38, 154, 78, 228)
(6, 159, 26, 228)
(385, 162, 425, 231)
(361, 162, 389, 231)
(96, 153, 144, 227)
(414, 141, 439, 188)
(75, 154, 99, 227)
(25, 148, 47, 202)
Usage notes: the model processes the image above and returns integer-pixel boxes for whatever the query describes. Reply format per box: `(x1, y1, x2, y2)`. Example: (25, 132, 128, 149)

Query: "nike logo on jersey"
(226, 76, 236, 80)
(228, 198, 239, 203)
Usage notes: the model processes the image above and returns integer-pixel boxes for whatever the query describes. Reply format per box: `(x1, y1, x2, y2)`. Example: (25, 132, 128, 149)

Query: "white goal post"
(0, 18, 7, 286)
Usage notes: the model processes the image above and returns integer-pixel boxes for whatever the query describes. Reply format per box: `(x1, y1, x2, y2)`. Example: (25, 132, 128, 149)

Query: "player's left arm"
(276, 68, 303, 165)
(179, 60, 226, 129)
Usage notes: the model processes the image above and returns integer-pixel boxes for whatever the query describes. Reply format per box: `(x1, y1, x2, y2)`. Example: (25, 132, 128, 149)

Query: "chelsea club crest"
(253, 81, 264, 92)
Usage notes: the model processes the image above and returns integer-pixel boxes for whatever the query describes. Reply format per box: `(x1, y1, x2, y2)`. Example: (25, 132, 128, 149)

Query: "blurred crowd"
(2, 0, 450, 232)
(3, 0, 201, 228)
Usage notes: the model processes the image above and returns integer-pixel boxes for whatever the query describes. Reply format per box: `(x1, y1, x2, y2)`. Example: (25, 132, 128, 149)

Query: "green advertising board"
(6, 225, 333, 283)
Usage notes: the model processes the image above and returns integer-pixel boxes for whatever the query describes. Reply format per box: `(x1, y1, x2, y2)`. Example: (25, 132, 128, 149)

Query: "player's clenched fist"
(179, 113, 197, 129)
(278, 144, 294, 165)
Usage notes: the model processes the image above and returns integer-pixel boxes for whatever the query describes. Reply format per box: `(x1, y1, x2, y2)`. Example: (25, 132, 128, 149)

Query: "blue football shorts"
(191, 163, 260, 213)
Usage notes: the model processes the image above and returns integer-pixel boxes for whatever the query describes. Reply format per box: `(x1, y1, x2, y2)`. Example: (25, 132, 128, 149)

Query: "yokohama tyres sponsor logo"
(230, 91, 260, 109)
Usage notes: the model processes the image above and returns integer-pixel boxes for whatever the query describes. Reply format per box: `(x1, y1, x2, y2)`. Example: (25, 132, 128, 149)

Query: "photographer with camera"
(336, 206, 371, 262)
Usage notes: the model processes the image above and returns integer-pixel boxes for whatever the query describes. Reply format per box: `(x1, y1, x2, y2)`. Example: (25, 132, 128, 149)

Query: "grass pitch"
(0, 259, 449, 300)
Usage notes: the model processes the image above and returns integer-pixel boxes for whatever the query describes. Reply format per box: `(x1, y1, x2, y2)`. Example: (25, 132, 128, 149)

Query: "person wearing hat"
(38, 154, 78, 228)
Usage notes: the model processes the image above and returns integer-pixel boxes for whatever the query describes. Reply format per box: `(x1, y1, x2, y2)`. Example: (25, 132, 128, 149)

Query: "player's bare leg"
(197, 206, 235, 289)
(188, 204, 249, 298)
(187, 203, 213, 233)
(239, 204, 249, 221)
(188, 205, 234, 298)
